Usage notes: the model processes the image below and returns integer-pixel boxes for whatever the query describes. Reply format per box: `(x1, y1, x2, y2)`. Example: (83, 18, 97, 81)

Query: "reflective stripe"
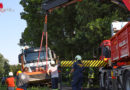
(88, 73, 94, 78)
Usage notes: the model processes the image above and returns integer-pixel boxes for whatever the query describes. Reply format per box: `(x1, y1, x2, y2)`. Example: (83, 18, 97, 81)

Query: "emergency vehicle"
(99, 21, 130, 90)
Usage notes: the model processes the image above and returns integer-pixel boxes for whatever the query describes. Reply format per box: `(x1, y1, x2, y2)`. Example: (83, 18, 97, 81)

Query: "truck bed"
(111, 22, 130, 62)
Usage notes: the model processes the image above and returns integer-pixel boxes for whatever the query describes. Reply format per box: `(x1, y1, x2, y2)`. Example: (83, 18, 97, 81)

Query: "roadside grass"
(0, 85, 7, 90)
(0, 84, 50, 90)
(28, 86, 49, 90)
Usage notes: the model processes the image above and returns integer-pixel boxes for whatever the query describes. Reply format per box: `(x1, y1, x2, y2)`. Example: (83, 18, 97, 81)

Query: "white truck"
(18, 47, 56, 85)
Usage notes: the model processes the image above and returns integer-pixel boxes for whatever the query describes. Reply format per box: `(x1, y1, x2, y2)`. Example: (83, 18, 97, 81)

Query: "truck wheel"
(104, 75, 108, 90)
(99, 74, 104, 89)
(124, 71, 130, 90)
(104, 74, 112, 90)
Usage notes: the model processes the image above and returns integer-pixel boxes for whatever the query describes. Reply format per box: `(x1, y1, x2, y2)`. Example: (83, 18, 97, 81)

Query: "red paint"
(123, 0, 130, 11)
(77, 0, 82, 2)
(100, 40, 111, 47)
(112, 76, 116, 79)
(111, 22, 130, 63)
(117, 62, 126, 66)
(113, 66, 118, 69)
(0, 3, 3, 9)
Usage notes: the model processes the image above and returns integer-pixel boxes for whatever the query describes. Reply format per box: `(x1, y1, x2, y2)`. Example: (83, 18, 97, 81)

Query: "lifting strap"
(37, 14, 48, 72)
(45, 14, 48, 72)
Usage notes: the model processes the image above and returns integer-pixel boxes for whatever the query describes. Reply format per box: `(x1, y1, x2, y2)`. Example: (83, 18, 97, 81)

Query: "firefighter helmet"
(9, 72, 13, 76)
(75, 55, 82, 61)
(17, 70, 22, 75)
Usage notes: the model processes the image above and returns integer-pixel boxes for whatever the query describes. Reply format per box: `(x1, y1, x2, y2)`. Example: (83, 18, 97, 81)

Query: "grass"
(0, 84, 50, 90)
(28, 86, 49, 90)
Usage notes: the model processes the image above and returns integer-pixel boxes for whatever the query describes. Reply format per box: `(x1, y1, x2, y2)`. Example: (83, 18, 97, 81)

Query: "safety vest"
(88, 68, 94, 79)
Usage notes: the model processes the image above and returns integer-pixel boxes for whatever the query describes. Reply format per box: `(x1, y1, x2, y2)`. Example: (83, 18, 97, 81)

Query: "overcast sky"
(0, 0, 26, 65)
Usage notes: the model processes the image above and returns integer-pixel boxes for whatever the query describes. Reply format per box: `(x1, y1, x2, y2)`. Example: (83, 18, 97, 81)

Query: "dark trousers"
(72, 76, 83, 90)
(52, 77, 58, 89)
(7, 87, 15, 90)
(18, 84, 27, 90)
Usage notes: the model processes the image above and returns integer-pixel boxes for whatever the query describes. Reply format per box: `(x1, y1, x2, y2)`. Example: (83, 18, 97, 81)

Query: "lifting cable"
(36, 14, 48, 72)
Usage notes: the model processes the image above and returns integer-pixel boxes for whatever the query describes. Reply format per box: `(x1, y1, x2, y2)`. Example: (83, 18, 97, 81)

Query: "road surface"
(62, 87, 102, 90)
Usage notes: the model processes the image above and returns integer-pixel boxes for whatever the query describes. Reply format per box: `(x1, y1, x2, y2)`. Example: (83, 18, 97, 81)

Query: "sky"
(0, 0, 26, 65)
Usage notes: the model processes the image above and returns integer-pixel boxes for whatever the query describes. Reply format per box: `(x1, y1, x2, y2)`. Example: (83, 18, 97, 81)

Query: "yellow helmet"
(17, 70, 22, 75)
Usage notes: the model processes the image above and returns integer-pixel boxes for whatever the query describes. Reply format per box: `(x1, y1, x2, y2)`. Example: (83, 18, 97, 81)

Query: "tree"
(3, 61, 10, 76)
(10, 64, 21, 76)
(19, 0, 130, 60)
(0, 53, 9, 77)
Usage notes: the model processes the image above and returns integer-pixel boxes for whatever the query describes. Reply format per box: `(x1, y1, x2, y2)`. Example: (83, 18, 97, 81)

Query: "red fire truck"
(99, 22, 130, 90)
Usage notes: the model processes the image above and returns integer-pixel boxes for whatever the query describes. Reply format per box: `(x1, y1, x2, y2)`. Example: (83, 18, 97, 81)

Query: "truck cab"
(18, 47, 56, 83)
(99, 40, 111, 62)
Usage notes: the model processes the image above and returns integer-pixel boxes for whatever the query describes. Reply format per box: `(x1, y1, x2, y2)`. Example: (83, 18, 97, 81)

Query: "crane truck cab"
(99, 40, 111, 62)
(18, 47, 56, 84)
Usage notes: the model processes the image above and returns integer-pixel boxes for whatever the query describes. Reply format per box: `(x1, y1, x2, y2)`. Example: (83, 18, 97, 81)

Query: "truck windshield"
(102, 46, 111, 58)
(25, 52, 47, 63)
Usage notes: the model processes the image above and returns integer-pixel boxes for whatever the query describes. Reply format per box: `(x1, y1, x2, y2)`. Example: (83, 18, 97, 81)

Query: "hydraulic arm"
(42, 0, 82, 11)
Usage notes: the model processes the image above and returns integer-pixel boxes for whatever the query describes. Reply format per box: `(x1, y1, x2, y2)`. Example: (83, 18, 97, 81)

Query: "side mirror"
(18, 54, 22, 63)
(51, 50, 56, 59)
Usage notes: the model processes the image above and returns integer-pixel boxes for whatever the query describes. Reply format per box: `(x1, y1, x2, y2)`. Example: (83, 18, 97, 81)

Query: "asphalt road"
(84, 88, 102, 90)
(62, 87, 102, 90)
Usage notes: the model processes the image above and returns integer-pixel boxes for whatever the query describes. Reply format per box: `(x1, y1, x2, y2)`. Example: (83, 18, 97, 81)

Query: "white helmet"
(9, 72, 13, 76)
(51, 61, 55, 64)
(75, 55, 82, 61)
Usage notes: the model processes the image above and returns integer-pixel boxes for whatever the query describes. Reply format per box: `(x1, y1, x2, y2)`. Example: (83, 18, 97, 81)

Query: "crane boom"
(42, 0, 82, 11)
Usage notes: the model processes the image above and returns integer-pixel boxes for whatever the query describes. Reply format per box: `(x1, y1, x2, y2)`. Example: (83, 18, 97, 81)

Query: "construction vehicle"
(99, 21, 130, 90)
(18, 47, 56, 85)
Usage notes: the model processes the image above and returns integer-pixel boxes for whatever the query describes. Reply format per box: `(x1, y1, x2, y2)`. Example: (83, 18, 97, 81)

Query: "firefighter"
(6, 72, 15, 90)
(1, 76, 6, 85)
(70, 55, 84, 90)
(47, 61, 59, 90)
(87, 67, 94, 88)
(16, 68, 29, 90)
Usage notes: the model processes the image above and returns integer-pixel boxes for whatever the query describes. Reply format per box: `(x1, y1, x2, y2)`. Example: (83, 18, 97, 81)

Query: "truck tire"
(104, 75, 108, 90)
(124, 71, 130, 90)
(104, 74, 112, 90)
(99, 74, 104, 90)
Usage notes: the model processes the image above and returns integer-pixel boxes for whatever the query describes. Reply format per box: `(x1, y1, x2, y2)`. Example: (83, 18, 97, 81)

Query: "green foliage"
(0, 53, 10, 77)
(19, 0, 130, 60)
(10, 64, 21, 76)
(3, 62, 10, 76)
(0, 53, 21, 78)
